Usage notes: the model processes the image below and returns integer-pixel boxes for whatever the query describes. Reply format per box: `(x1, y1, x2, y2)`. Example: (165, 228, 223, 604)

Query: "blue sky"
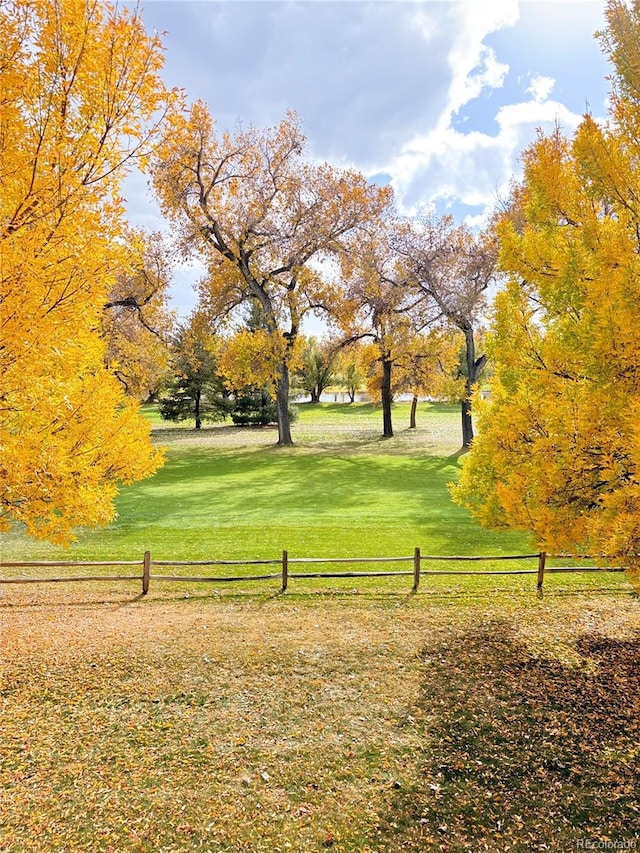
(127, 0, 613, 316)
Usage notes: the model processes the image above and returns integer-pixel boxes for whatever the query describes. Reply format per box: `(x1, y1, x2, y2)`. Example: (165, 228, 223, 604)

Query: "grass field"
(1, 401, 630, 595)
(1, 402, 638, 851)
(0, 402, 516, 579)
(5, 401, 511, 565)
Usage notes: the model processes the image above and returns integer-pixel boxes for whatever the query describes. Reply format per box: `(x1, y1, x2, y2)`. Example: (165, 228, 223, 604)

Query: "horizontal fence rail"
(0, 549, 629, 598)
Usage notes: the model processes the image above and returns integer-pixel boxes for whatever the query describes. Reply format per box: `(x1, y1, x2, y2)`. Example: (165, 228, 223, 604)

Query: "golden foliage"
(103, 231, 175, 400)
(355, 330, 461, 405)
(218, 329, 290, 392)
(394, 329, 463, 402)
(0, 0, 177, 541)
(151, 105, 392, 443)
(452, 1, 640, 588)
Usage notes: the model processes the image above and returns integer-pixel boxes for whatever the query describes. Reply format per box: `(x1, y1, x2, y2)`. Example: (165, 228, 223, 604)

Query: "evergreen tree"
(159, 316, 230, 429)
(230, 389, 278, 426)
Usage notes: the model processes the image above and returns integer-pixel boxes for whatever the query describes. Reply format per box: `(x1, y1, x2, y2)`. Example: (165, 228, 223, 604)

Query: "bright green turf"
(2, 401, 630, 597)
(1, 402, 528, 561)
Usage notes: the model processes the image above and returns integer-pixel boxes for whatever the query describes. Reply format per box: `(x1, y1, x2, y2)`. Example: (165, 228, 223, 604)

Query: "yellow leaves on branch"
(357, 329, 461, 404)
(1, 0, 177, 543)
(452, 0, 640, 590)
(103, 231, 175, 400)
(3, 0, 173, 230)
(219, 330, 294, 393)
(396, 329, 463, 402)
(3, 382, 162, 544)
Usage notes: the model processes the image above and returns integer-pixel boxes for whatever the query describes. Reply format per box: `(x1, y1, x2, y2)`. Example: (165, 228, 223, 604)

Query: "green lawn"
(0, 402, 631, 597)
(1, 402, 524, 562)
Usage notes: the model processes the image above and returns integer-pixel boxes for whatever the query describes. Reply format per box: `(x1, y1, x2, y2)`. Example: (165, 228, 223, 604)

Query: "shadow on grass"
(548, 586, 638, 598)
(123, 445, 466, 533)
(376, 624, 640, 852)
(5, 583, 632, 613)
(150, 423, 278, 445)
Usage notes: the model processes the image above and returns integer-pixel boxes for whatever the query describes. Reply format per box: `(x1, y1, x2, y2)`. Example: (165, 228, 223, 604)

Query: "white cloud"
(365, 0, 521, 215)
(132, 0, 612, 314)
(150, 1, 457, 169)
(386, 94, 586, 217)
(371, 0, 602, 220)
(527, 74, 555, 102)
(445, 0, 518, 118)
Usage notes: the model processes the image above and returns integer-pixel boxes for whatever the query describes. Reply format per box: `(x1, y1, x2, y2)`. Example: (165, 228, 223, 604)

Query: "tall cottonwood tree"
(452, 0, 640, 590)
(0, 0, 175, 541)
(151, 106, 391, 445)
(397, 217, 497, 447)
(337, 224, 434, 438)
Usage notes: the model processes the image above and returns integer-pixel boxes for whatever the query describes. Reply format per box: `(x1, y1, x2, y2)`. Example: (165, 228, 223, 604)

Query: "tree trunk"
(409, 394, 418, 429)
(195, 389, 202, 430)
(310, 388, 321, 403)
(461, 326, 486, 448)
(276, 363, 293, 445)
(462, 328, 475, 447)
(381, 355, 393, 438)
(461, 396, 473, 448)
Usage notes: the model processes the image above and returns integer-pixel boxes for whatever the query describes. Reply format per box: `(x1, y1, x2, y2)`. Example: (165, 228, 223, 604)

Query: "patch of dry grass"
(149, 401, 464, 458)
(1, 589, 638, 852)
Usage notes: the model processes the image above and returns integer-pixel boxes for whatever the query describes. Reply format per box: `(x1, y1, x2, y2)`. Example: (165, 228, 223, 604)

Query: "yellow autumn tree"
(333, 345, 366, 403)
(336, 221, 438, 438)
(103, 231, 175, 400)
(452, 0, 640, 589)
(393, 329, 463, 429)
(151, 106, 392, 445)
(218, 329, 288, 393)
(0, 0, 176, 542)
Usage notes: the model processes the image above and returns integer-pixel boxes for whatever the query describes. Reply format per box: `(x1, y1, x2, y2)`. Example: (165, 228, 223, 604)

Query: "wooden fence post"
(413, 547, 421, 592)
(537, 551, 546, 596)
(142, 550, 151, 596)
(281, 549, 288, 592)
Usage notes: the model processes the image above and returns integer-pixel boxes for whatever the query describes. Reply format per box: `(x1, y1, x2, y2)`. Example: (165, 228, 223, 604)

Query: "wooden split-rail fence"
(0, 550, 627, 597)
